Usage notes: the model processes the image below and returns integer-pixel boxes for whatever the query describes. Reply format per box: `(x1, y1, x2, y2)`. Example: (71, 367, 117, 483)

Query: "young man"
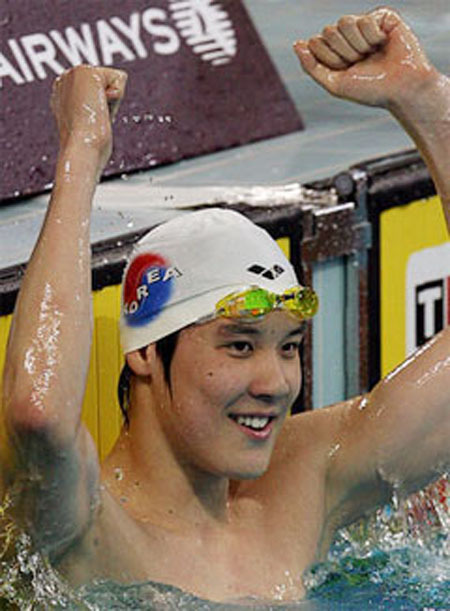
(1, 7, 449, 604)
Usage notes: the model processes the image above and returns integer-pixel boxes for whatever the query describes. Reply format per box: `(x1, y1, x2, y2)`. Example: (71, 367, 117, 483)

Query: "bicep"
(328, 327, 450, 524)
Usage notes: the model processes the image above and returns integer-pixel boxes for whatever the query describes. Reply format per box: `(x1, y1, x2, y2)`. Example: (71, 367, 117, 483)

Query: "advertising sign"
(380, 195, 449, 376)
(406, 243, 450, 354)
(0, 0, 302, 200)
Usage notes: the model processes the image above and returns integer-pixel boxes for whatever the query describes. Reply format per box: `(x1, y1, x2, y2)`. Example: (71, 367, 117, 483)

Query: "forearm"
(3, 141, 101, 440)
(389, 71, 450, 232)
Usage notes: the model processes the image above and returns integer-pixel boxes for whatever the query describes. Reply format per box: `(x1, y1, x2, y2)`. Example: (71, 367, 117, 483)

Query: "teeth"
(236, 415, 270, 430)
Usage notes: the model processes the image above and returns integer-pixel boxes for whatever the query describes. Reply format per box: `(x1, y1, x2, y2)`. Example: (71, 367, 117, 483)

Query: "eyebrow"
(218, 323, 261, 336)
(287, 325, 306, 337)
(217, 322, 305, 338)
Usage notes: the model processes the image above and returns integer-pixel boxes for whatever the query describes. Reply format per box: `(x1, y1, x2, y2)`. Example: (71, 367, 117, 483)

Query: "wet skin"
(63, 312, 331, 601)
(2, 6, 450, 605)
(154, 313, 303, 480)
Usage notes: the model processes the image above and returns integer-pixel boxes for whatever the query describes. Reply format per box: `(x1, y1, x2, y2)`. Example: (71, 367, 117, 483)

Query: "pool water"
(1, 478, 448, 610)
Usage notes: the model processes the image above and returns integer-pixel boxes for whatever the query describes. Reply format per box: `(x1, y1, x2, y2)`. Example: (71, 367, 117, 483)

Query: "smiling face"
(156, 312, 303, 480)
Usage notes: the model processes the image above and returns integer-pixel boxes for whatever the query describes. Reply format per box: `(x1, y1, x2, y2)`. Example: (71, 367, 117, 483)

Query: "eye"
(227, 341, 254, 356)
(281, 341, 300, 358)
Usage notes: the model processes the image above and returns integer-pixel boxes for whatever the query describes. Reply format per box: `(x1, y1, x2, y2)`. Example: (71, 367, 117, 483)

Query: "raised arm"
(294, 9, 449, 523)
(1, 66, 126, 556)
(294, 7, 450, 230)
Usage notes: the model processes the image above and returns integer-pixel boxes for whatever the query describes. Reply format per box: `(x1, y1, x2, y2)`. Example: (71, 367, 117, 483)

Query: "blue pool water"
(1, 479, 449, 610)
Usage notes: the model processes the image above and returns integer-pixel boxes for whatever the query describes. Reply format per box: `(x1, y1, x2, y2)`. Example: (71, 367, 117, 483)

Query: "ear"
(126, 344, 158, 377)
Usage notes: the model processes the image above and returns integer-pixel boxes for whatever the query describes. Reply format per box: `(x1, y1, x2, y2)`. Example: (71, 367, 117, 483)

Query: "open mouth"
(228, 414, 275, 432)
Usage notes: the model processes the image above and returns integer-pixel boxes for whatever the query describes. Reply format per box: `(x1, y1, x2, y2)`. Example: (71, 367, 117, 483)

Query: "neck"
(104, 377, 232, 527)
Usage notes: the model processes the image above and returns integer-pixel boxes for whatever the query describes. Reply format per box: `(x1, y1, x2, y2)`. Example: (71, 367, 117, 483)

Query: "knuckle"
(371, 5, 399, 16)
(322, 25, 335, 39)
(359, 15, 374, 28)
(308, 35, 322, 49)
(337, 15, 355, 29)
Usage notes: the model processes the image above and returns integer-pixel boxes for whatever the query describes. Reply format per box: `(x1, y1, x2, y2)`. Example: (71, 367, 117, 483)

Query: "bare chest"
(62, 495, 326, 603)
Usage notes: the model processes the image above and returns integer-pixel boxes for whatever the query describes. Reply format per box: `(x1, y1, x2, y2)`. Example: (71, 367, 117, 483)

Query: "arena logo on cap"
(123, 253, 182, 327)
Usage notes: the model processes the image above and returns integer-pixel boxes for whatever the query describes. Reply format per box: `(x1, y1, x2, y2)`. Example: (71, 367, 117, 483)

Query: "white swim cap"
(120, 208, 299, 353)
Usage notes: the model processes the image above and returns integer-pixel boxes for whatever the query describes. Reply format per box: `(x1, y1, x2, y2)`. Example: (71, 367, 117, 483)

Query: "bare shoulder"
(241, 400, 356, 501)
(273, 400, 355, 465)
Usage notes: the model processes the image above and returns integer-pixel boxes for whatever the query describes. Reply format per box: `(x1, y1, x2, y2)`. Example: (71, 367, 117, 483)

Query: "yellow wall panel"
(0, 316, 12, 384)
(93, 286, 124, 461)
(380, 195, 449, 376)
(81, 322, 99, 450)
(277, 237, 290, 260)
(0, 316, 12, 447)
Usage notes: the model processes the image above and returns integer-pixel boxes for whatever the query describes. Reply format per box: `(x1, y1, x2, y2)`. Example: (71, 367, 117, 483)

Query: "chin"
(226, 457, 271, 480)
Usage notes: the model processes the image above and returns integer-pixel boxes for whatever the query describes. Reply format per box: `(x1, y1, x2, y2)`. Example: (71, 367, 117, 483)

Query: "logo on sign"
(123, 253, 182, 327)
(415, 279, 447, 347)
(0, 2, 237, 87)
(406, 243, 450, 354)
(169, 0, 237, 66)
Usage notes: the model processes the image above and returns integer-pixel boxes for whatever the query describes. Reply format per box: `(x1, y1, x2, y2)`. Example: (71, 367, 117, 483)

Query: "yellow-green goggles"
(215, 286, 319, 321)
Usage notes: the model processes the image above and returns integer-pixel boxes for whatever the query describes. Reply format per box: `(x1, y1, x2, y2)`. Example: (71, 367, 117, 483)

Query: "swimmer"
(1, 7, 449, 604)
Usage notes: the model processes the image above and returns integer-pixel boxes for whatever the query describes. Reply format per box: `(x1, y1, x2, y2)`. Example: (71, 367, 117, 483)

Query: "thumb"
(102, 68, 128, 122)
(293, 40, 317, 74)
(371, 7, 402, 35)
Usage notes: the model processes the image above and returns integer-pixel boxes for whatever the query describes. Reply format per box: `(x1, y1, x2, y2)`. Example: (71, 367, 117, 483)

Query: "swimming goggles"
(215, 286, 319, 321)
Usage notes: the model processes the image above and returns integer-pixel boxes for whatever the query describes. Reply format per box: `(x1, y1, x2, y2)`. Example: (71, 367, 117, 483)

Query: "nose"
(248, 350, 296, 404)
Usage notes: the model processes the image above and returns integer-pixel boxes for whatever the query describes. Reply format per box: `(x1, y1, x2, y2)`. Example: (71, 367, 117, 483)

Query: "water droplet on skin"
(24, 348, 36, 374)
(415, 355, 450, 388)
(63, 159, 72, 183)
(358, 396, 369, 410)
(328, 442, 341, 457)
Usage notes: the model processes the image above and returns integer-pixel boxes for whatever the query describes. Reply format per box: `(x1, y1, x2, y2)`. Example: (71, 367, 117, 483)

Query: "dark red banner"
(0, 0, 303, 201)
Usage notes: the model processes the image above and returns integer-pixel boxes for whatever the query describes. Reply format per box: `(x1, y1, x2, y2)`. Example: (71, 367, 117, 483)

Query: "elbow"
(5, 401, 50, 437)
(2, 359, 65, 438)
(3, 400, 73, 480)
(2, 382, 66, 454)
(3, 381, 81, 461)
